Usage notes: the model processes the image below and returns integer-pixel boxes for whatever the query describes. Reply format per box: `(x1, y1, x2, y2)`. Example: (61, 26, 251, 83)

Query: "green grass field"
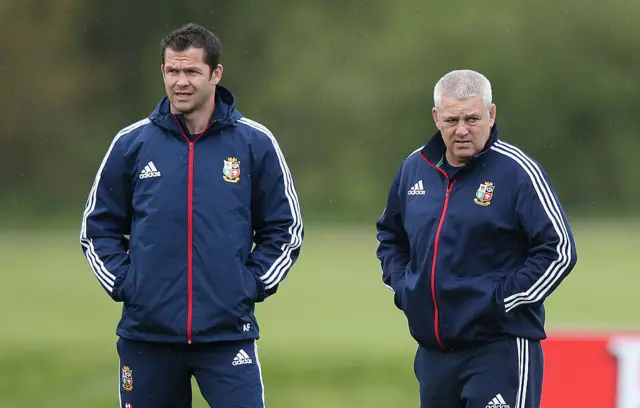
(1, 219, 638, 407)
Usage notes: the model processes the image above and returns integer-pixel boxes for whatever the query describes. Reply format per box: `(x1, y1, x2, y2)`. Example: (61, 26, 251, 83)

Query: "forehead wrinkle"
(164, 61, 202, 70)
(165, 49, 205, 66)
(439, 103, 485, 118)
(442, 110, 481, 118)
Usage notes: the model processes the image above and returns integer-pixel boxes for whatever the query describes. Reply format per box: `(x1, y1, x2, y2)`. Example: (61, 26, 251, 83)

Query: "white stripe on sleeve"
(238, 118, 303, 290)
(491, 141, 572, 313)
(80, 118, 149, 293)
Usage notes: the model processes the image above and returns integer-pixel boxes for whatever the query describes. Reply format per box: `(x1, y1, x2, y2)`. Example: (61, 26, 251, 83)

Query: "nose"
(175, 73, 190, 87)
(455, 121, 469, 136)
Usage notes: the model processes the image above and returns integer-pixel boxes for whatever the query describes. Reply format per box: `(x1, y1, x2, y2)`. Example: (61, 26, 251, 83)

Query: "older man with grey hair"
(376, 69, 577, 408)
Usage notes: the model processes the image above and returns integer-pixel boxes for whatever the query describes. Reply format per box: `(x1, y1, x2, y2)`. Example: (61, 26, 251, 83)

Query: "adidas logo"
(408, 180, 426, 195)
(139, 161, 161, 179)
(486, 393, 510, 408)
(232, 349, 253, 366)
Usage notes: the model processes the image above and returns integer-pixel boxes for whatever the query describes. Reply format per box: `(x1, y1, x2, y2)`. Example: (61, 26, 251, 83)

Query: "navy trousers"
(117, 338, 265, 408)
(414, 337, 543, 408)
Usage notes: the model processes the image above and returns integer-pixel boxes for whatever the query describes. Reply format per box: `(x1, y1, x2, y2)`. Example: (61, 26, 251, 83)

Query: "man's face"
(432, 94, 496, 165)
(161, 47, 222, 115)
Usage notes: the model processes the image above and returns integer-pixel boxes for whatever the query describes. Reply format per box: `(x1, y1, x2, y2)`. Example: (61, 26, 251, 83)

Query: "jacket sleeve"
(247, 130, 303, 301)
(376, 167, 410, 309)
(496, 165, 578, 314)
(80, 134, 132, 302)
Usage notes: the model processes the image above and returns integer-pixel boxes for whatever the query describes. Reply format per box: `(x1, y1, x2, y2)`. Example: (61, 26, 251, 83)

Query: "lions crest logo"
(223, 157, 240, 183)
(121, 366, 133, 391)
(474, 181, 495, 206)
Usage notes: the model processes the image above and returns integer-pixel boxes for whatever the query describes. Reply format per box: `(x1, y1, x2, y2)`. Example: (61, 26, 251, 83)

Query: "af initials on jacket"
(376, 124, 577, 350)
(80, 86, 303, 344)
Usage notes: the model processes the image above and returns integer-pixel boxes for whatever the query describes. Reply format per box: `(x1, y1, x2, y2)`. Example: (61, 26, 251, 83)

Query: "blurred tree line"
(2, 0, 639, 225)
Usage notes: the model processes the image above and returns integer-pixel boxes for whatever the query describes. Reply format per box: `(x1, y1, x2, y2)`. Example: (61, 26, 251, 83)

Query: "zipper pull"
(189, 143, 194, 152)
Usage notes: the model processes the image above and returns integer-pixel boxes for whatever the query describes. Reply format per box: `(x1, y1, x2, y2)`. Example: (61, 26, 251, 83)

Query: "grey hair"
(433, 69, 492, 110)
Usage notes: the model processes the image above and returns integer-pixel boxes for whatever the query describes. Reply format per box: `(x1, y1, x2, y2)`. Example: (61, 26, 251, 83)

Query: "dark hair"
(160, 23, 221, 74)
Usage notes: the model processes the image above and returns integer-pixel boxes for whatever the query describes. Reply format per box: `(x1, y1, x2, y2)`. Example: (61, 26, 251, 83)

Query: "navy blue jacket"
(376, 124, 577, 350)
(80, 86, 303, 344)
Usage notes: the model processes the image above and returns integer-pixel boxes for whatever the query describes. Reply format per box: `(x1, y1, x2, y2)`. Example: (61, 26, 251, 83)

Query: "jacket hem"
(116, 329, 260, 344)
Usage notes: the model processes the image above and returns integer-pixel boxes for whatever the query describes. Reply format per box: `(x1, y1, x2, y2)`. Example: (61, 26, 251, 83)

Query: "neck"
(445, 150, 467, 167)
(183, 109, 213, 135)
(172, 93, 216, 135)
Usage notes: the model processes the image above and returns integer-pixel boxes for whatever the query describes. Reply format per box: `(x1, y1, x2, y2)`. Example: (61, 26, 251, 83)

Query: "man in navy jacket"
(376, 69, 577, 408)
(80, 23, 303, 408)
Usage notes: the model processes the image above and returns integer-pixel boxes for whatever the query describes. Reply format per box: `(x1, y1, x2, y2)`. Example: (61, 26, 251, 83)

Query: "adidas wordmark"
(232, 349, 253, 366)
(485, 393, 510, 408)
(408, 180, 426, 195)
(139, 161, 161, 179)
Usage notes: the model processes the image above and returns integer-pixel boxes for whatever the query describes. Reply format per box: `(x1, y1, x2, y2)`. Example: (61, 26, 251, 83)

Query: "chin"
(453, 149, 474, 158)
(172, 103, 195, 115)
(452, 151, 475, 163)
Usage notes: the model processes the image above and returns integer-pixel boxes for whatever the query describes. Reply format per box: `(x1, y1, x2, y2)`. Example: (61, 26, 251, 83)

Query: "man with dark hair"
(81, 23, 303, 407)
(376, 69, 577, 408)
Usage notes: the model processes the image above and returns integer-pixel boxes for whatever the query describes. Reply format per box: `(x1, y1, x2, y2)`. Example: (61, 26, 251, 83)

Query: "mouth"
(174, 91, 193, 99)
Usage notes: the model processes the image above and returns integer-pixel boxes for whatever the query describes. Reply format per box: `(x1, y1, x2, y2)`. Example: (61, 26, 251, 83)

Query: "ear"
(432, 107, 440, 129)
(160, 64, 165, 78)
(211, 64, 224, 85)
(488, 103, 496, 127)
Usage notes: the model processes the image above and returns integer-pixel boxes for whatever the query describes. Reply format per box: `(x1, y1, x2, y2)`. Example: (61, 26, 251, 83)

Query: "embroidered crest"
(121, 366, 133, 391)
(125, 403, 133, 408)
(223, 157, 241, 183)
(474, 181, 495, 206)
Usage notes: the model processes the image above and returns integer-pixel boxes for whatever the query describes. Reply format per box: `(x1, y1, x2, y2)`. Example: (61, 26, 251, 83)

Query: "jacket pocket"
(438, 273, 508, 341)
(474, 273, 513, 334)
(393, 276, 407, 311)
(241, 266, 266, 303)
(483, 280, 508, 332)
(115, 266, 136, 305)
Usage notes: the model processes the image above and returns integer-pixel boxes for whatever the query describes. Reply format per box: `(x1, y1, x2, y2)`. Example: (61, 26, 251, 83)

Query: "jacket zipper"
(430, 179, 455, 349)
(421, 152, 457, 349)
(186, 142, 195, 343)
(174, 116, 215, 344)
